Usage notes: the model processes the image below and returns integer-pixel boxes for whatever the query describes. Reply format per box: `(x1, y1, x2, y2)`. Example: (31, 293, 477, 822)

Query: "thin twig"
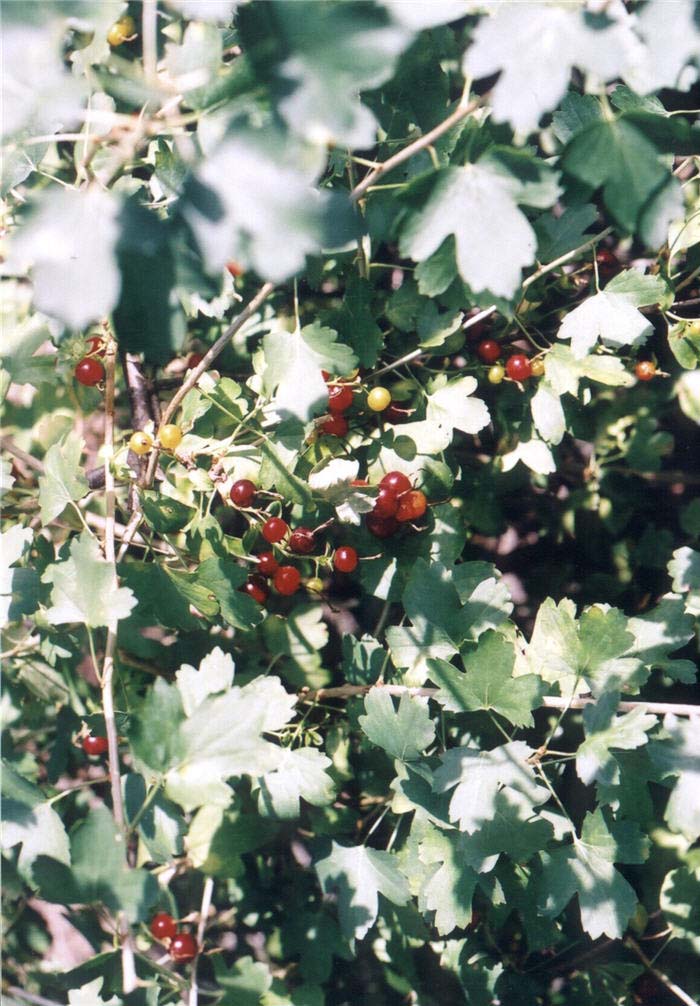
(1, 437, 45, 473)
(297, 684, 699, 718)
(521, 227, 614, 291)
(350, 96, 482, 202)
(625, 936, 700, 1006)
(189, 876, 215, 1006)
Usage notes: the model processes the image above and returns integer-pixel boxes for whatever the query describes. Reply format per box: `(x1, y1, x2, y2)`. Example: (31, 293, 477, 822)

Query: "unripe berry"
(396, 489, 427, 523)
(488, 364, 505, 384)
(129, 431, 153, 456)
(158, 425, 183, 450)
(367, 386, 392, 412)
(530, 358, 545, 378)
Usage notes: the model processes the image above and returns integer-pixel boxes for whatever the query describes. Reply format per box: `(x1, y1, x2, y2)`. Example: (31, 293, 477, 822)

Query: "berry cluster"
(319, 373, 393, 438)
(150, 913, 197, 963)
(365, 471, 428, 538)
(127, 425, 183, 456)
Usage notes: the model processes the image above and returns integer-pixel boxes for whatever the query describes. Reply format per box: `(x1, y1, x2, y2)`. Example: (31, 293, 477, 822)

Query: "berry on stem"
(82, 734, 108, 756)
(150, 913, 177, 941)
(170, 932, 198, 963)
(367, 386, 392, 412)
(366, 512, 398, 538)
(334, 546, 358, 573)
(107, 15, 135, 46)
(85, 335, 106, 357)
(476, 339, 501, 364)
(306, 577, 324, 594)
(373, 487, 399, 518)
(230, 479, 256, 507)
(257, 552, 279, 577)
(187, 352, 204, 369)
(327, 385, 354, 413)
(396, 490, 428, 523)
(635, 360, 657, 381)
(505, 354, 532, 382)
(75, 357, 105, 387)
(243, 575, 268, 605)
(530, 358, 545, 378)
(274, 565, 301, 595)
(226, 260, 244, 277)
(320, 414, 348, 437)
(380, 471, 412, 496)
(289, 527, 316, 554)
(488, 364, 505, 384)
(158, 425, 183, 450)
(129, 431, 153, 456)
(262, 517, 288, 544)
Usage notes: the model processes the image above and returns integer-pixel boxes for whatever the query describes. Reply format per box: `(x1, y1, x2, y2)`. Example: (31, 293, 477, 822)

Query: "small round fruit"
(505, 354, 532, 382)
(274, 565, 301, 596)
(396, 489, 428, 523)
(129, 431, 154, 456)
(289, 527, 316, 554)
(306, 577, 324, 594)
(595, 248, 620, 279)
(85, 335, 106, 357)
(257, 552, 279, 577)
(158, 425, 183, 450)
(530, 358, 545, 378)
(150, 913, 177, 942)
(170, 932, 198, 963)
(334, 546, 358, 573)
(384, 404, 411, 424)
(320, 414, 349, 437)
(82, 734, 108, 756)
(635, 360, 656, 381)
(487, 364, 505, 384)
(366, 512, 398, 538)
(230, 479, 256, 507)
(476, 339, 501, 364)
(187, 352, 204, 369)
(380, 471, 412, 496)
(367, 386, 392, 412)
(373, 486, 399, 518)
(75, 357, 105, 387)
(107, 14, 135, 46)
(327, 385, 354, 413)
(226, 260, 244, 277)
(243, 575, 268, 605)
(262, 517, 289, 544)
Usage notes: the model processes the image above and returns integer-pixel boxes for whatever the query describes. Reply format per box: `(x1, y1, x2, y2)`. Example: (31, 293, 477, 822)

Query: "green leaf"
(325, 276, 383, 368)
(315, 841, 410, 940)
(262, 323, 357, 421)
(426, 376, 491, 437)
(552, 92, 602, 145)
(417, 826, 479, 935)
(263, 604, 329, 684)
(359, 689, 435, 761)
(428, 631, 545, 728)
(124, 774, 184, 865)
(626, 595, 697, 680)
(42, 530, 137, 633)
(432, 741, 549, 833)
(576, 691, 656, 786)
(605, 267, 673, 308)
(38, 432, 89, 525)
(164, 22, 221, 109)
(533, 203, 598, 263)
(33, 805, 158, 923)
(538, 809, 640, 939)
(214, 955, 273, 1006)
(12, 187, 121, 329)
(175, 646, 235, 716)
(400, 163, 537, 299)
(668, 547, 700, 617)
(660, 863, 700, 953)
(67, 978, 121, 1006)
(650, 714, 700, 841)
(1, 762, 70, 881)
(530, 383, 566, 445)
(185, 804, 277, 878)
(196, 556, 264, 630)
(0, 524, 37, 628)
(256, 746, 336, 819)
(669, 319, 700, 370)
(557, 291, 653, 359)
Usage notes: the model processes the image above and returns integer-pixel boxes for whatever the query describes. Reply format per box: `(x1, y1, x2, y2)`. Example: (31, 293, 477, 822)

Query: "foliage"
(1, 3, 699, 1005)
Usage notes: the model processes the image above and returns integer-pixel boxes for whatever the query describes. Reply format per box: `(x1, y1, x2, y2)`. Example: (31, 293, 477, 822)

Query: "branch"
(189, 876, 214, 1006)
(298, 684, 699, 718)
(625, 936, 700, 1006)
(521, 227, 614, 291)
(350, 96, 482, 202)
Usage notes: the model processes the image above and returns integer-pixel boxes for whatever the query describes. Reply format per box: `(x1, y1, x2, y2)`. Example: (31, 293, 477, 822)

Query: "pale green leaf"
(359, 689, 435, 762)
(308, 458, 374, 525)
(0, 524, 34, 628)
(668, 547, 700, 617)
(175, 646, 235, 716)
(418, 827, 479, 935)
(426, 376, 490, 437)
(660, 863, 700, 953)
(263, 323, 357, 422)
(1, 763, 70, 881)
(650, 714, 700, 841)
(501, 438, 555, 475)
(576, 692, 656, 786)
(256, 746, 335, 819)
(42, 530, 136, 633)
(68, 978, 121, 1006)
(531, 383, 566, 445)
(605, 268, 673, 309)
(558, 291, 653, 360)
(38, 432, 88, 525)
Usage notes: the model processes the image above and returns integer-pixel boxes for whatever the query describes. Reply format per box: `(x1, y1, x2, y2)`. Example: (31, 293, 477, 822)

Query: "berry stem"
(189, 875, 214, 1006)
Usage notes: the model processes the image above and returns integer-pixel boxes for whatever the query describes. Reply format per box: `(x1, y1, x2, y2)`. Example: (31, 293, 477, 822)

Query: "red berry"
(243, 574, 268, 604)
(225, 260, 244, 277)
(320, 414, 348, 437)
(505, 354, 532, 382)
(327, 385, 354, 413)
(373, 487, 399, 518)
(380, 471, 412, 496)
(334, 546, 358, 573)
(274, 565, 301, 595)
(85, 335, 106, 357)
(150, 913, 177, 941)
(262, 517, 289, 544)
(289, 527, 316, 554)
(230, 479, 256, 507)
(476, 339, 501, 363)
(635, 360, 657, 381)
(257, 552, 279, 577)
(82, 734, 108, 756)
(170, 932, 198, 963)
(366, 512, 398, 538)
(596, 248, 620, 279)
(187, 353, 204, 369)
(74, 357, 105, 387)
(396, 489, 428, 523)
(384, 404, 412, 424)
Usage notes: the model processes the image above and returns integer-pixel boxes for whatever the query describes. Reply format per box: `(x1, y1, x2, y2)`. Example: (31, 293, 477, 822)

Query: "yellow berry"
(487, 364, 505, 384)
(158, 424, 183, 451)
(306, 577, 324, 594)
(107, 15, 135, 46)
(367, 386, 392, 412)
(530, 358, 545, 377)
(129, 431, 153, 455)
